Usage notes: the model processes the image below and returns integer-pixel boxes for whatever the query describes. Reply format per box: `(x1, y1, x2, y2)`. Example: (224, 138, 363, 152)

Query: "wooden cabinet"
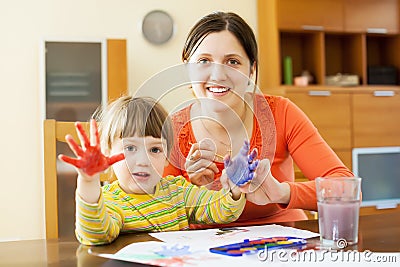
(286, 88, 400, 168)
(258, 0, 400, 90)
(285, 89, 352, 168)
(353, 89, 400, 147)
(277, 0, 344, 32)
(258, 0, 400, 216)
(107, 39, 128, 101)
(344, 0, 399, 33)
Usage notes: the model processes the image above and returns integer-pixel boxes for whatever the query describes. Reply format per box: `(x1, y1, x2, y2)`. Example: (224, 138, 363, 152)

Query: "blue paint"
(154, 244, 192, 257)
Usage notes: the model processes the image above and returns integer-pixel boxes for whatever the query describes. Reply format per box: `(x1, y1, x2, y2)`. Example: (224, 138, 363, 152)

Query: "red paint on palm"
(59, 120, 125, 176)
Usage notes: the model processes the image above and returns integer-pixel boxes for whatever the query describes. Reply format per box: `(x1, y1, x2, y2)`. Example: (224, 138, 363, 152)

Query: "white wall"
(0, 0, 257, 240)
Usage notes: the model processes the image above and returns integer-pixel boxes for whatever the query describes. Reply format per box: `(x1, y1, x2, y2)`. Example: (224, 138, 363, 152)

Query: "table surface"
(1, 212, 399, 267)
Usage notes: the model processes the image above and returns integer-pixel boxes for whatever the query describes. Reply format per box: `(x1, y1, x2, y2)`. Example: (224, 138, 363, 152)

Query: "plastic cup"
(315, 177, 362, 248)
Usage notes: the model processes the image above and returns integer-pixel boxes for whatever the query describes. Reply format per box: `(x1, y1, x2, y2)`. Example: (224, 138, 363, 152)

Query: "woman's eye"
(150, 147, 162, 154)
(125, 145, 136, 152)
(227, 59, 240, 65)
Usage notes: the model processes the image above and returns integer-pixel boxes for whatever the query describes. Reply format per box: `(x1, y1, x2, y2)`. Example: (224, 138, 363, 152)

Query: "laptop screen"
(352, 147, 400, 208)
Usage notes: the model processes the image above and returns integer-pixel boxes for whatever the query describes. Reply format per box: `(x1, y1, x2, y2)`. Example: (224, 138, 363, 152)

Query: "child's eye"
(150, 147, 163, 154)
(197, 58, 211, 64)
(125, 145, 137, 152)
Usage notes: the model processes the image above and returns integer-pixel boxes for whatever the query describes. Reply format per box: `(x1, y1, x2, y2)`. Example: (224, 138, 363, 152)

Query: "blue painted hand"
(224, 140, 259, 186)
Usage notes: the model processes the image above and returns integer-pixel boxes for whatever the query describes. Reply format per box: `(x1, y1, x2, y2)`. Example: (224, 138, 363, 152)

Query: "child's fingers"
(75, 121, 90, 149)
(236, 172, 254, 186)
(248, 148, 258, 163)
(223, 154, 232, 168)
(248, 159, 259, 171)
(58, 154, 81, 169)
(108, 153, 125, 165)
(239, 140, 250, 156)
(65, 135, 84, 157)
(90, 119, 100, 146)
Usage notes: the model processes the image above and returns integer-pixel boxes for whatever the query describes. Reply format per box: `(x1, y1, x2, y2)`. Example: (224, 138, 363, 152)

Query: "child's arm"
(183, 180, 246, 225)
(58, 119, 124, 203)
(75, 192, 123, 245)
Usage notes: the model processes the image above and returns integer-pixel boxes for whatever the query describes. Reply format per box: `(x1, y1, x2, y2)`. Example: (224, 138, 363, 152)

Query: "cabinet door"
(107, 39, 128, 101)
(277, 0, 344, 31)
(353, 91, 400, 147)
(344, 0, 399, 33)
(286, 90, 352, 169)
(285, 90, 352, 150)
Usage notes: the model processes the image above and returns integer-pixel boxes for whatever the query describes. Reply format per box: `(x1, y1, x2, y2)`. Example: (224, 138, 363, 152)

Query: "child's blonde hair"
(93, 96, 173, 156)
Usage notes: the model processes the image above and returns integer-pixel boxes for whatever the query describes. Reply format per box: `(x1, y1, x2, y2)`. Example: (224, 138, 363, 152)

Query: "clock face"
(142, 10, 174, 45)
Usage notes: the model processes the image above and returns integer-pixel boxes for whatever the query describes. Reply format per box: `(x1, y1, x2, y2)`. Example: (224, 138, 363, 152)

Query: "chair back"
(43, 119, 112, 239)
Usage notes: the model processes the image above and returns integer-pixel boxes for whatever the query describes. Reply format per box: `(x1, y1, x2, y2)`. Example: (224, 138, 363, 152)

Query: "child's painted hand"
(58, 119, 125, 177)
(224, 140, 258, 186)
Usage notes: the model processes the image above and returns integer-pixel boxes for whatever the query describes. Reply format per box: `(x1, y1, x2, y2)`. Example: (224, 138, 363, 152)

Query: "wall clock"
(142, 10, 174, 45)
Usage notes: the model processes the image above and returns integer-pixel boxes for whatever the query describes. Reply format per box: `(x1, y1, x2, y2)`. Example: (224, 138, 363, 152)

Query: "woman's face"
(188, 30, 254, 113)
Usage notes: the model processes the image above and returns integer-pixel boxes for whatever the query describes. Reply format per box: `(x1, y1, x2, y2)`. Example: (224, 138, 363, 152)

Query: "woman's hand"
(58, 119, 125, 181)
(185, 138, 219, 188)
(240, 159, 291, 205)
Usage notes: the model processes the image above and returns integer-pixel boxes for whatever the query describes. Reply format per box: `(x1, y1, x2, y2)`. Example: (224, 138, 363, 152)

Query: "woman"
(163, 11, 353, 227)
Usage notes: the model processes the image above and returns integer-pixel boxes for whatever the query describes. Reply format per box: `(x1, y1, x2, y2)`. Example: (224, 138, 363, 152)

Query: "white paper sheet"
(150, 224, 319, 250)
(89, 240, 400, 267)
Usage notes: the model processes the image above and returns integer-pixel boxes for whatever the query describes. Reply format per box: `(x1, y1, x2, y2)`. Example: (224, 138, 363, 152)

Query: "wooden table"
(1, 212, 399, 267)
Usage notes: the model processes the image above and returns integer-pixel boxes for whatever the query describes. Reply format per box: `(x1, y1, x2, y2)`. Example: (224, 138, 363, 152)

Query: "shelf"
(260, 0, 400, 90)
(279, 31, 324, 85)
(325, 33, 365, 84)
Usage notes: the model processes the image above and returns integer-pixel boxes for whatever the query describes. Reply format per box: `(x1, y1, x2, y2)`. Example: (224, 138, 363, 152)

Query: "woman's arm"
(278, 98, 353, 210)
(241, 96, 352, 210)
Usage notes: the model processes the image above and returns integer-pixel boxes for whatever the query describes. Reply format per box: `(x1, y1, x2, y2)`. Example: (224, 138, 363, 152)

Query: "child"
(59, 96, 258, 245)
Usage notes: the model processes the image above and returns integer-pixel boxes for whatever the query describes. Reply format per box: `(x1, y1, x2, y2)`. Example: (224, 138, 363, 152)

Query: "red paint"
(59, 119, 124, 176)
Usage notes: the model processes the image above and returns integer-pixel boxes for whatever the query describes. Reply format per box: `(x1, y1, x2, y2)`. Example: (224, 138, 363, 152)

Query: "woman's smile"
(206, 85, 231, 96)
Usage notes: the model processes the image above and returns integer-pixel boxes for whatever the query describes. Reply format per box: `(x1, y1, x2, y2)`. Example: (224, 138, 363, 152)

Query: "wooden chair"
(43, 119, 112, 239)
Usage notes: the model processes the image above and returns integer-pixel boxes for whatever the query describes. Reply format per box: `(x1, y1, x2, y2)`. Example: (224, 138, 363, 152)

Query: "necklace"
(199, 104, 248, 160)
(200, 118, 231, 159)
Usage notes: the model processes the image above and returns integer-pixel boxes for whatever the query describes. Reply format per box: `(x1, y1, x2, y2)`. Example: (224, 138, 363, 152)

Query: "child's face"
(110, 135, 168, 194)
